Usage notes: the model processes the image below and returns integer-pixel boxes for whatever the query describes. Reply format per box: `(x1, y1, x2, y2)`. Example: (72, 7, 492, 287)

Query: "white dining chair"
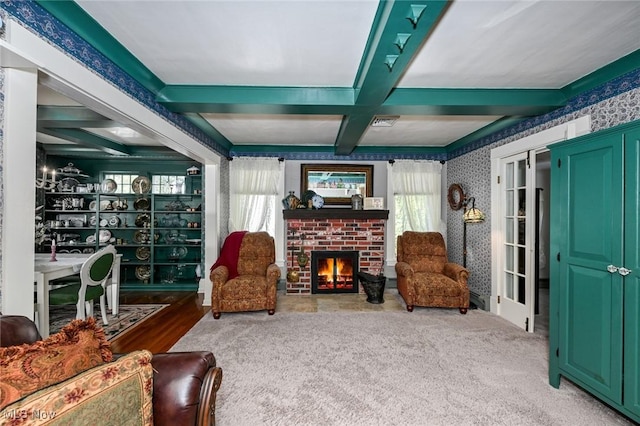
(48, 245, 117, 325)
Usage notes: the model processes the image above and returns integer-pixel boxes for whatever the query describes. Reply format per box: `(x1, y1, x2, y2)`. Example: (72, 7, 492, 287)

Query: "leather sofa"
(0, 315, 222, 426)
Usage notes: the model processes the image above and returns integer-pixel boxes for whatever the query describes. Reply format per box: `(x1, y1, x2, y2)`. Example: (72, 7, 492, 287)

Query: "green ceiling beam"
(159, 85, 568, 116)
(183, 113, 232, 151)
(334, 0, 450, 155)
(158, 86, 355, 114)
(43, 145, 188, 159)
(380, 88, 567, 115)
(35, 1, 164, 94)
(352, 145, 447, 156)
(561, 48, 640, 99)
(37, 106, 120, 128)
(230, 145, 336, 154)
(39, 128, 131, 156)
(445, 116, 526, 154)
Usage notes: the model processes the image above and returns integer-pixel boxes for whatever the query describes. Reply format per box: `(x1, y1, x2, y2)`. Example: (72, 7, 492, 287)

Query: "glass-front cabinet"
(40, 163, 203, 291)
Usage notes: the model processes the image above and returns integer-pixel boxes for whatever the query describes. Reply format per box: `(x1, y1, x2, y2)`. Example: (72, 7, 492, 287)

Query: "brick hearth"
(283, 209, 388, 294)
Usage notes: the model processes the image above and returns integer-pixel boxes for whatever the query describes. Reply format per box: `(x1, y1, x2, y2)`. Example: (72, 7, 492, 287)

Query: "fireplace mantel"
(282, 209, 389, 220)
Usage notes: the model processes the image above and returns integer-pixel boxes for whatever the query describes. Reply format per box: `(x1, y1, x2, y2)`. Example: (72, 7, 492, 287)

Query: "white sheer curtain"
(392, 160, 443, 237)
(229, 157, 282, 234)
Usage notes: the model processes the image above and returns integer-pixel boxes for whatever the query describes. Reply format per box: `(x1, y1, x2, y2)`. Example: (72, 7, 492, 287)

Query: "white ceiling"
(36, 0, 640, 158)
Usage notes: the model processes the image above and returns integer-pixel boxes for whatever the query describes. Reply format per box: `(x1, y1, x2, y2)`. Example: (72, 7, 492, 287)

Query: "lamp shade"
(463, 197, 485, 223)
(463, 207, 485, 223)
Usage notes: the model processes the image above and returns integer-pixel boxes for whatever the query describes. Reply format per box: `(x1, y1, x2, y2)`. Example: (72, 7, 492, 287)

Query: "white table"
(34, 253, 121, 337)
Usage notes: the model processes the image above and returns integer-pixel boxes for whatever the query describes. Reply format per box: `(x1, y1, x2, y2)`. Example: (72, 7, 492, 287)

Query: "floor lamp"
(462, 197, 485, 268)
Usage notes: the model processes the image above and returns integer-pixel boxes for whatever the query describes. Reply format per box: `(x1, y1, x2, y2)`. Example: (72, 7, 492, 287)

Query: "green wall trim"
(35, 0, 165, 95)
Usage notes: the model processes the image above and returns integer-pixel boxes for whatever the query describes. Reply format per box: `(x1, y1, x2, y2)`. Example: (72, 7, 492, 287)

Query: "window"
(391, 160, 443, 254)
(152, 175, 186, 194)
(103, 173, 138, 194)
(229, 158, 282, 234)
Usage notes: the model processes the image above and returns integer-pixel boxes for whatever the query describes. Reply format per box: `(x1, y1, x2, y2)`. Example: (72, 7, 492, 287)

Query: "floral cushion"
(0, 350, 153, 426)
(0, 318, 112, 410)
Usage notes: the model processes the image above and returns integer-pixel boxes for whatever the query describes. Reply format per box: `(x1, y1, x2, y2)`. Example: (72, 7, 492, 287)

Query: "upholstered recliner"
(210, 232, 280, 319)
(395, 231, 470, 314)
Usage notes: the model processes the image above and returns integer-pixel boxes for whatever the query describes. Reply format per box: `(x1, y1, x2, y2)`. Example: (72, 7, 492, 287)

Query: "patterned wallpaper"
(219, 159, 230, 244)
(0, 67, 4, 306)
(447, 85, 640, 297)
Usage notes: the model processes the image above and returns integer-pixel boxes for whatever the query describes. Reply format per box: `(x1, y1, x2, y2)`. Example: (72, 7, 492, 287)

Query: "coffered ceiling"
(34, 0, 640, 160)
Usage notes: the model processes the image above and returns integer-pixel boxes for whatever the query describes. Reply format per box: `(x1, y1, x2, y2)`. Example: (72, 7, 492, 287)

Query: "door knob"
(618, 267, 632, 276)
(607, 265, 619, 273)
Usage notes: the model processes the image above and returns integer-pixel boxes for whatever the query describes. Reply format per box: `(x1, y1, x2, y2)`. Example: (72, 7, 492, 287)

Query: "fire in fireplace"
(311, 250, 359, 294)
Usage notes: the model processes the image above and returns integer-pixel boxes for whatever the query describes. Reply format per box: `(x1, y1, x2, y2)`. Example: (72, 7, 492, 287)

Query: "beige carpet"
(171, 293, 633, 425)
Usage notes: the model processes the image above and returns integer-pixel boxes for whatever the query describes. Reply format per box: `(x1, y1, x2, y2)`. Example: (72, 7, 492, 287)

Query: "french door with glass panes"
(499, 151, 536, 331)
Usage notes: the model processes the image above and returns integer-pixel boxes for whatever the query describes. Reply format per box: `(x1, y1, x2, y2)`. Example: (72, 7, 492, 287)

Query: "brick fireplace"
(283, 209, 388, 294)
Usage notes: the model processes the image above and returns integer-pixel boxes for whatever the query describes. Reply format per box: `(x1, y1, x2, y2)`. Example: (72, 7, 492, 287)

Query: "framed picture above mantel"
(301, 164, 373, 206)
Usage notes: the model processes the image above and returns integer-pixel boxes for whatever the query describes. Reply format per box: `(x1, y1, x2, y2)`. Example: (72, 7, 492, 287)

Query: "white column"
(200, 163, 219, 306)
(1, 67, 38, 318)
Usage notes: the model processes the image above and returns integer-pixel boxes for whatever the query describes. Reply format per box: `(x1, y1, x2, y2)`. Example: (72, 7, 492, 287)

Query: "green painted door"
(624, 129, 640, 418)
(556, 134, 624, 404)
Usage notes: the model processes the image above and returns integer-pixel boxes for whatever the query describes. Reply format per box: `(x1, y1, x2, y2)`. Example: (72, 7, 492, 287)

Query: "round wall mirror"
(447, 184, 465, 210)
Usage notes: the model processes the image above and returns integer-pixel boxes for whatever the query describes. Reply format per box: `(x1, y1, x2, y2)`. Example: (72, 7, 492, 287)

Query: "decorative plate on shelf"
(311, 194, 324, 209)
(165, 230, 187, 244)
(108, 215, 120, 227)
(135, 265, 151, 281)
(135, 213, 151, 227)
(100, 178, 118, 194)
(98, 230, 112, 243)
(133, 197, 150, 211)
(57, 177, 79, 193)
(165, 200, 187, 211)
(167, 246, 188, 261)
(89, 201, 97, 211)
(131, 176, 151, 194)
(89, 215, 97, 226)
(133, 230, 150, 244)
(135, 246, 151, 261)
(99, 200, 113, 211)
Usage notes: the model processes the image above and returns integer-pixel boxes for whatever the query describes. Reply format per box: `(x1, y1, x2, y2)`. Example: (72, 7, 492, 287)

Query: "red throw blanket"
(210, 231, 247, 279)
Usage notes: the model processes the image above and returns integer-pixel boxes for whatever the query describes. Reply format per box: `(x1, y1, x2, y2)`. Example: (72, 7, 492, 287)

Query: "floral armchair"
(395, 231, 469, 314)
(210, 232, 280, 319)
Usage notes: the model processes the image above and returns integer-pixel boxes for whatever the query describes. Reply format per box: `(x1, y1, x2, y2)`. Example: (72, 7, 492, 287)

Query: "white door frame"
(489, 116, 592, 325)
(495, 150, 536, 331)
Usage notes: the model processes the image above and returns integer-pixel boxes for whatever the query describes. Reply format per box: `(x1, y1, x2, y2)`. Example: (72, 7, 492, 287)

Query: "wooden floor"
(109, 291, 208, 354)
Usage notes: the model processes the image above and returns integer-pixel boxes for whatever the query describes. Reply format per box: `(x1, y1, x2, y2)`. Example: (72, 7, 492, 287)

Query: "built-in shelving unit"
(42, 175, 203, 291)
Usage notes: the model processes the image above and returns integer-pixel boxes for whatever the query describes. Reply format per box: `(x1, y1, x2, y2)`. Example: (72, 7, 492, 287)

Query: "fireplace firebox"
(311, 250, 359, 294)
